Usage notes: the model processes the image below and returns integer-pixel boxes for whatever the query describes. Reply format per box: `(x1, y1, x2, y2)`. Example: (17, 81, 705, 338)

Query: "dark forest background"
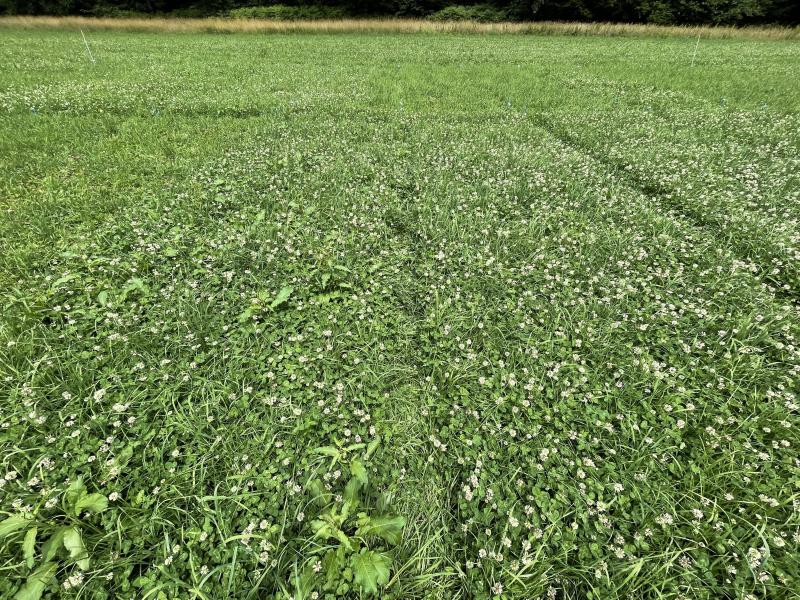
(2, 0, 798, 25)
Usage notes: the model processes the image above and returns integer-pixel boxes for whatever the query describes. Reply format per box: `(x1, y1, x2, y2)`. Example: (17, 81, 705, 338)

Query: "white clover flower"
(655, 513, 674, 526)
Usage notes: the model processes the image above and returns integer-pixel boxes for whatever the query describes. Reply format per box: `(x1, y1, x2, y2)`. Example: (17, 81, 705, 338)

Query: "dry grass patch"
(0, 15, 798, 39)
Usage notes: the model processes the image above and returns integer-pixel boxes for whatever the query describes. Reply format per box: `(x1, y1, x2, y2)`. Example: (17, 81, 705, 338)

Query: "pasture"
(1, 27, 799, 599)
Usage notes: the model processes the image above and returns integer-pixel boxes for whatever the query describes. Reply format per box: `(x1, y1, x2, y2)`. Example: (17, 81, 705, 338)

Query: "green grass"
(0, 29, 799, 600)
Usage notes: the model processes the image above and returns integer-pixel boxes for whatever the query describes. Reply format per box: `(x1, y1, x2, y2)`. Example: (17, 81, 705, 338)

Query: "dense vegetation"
(1, 0, 799, 25)
(1, 28, 799, 600)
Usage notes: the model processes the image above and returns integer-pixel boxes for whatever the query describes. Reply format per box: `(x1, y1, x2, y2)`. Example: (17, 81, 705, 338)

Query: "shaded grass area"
(0, 30, 799, 600)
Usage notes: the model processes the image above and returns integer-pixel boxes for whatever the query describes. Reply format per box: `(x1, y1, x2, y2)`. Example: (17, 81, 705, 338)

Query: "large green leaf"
(74, 493, 108, 516)
(342, 477, 362, 521)
(64, 478, 86, 509)
(351, 550, 391, 595)
(13, 562, 57, 600)
(305, 479, 331, 508)
(310, 519, 352, 550)
(114, 444, 135, 469)
(355, 515, 405, 546)
(63, 527, 90, 570)
(270, 286, 293, 309)
(41, 528, 68, 562)
(343, 477, 361, 506)
(364, 436, 381, 460)
(312, 445, 341, 469)
(22, 527, 37, 569)
(350, 458, 368, 485)
(312, 446, 340, 459)
(0, 514, 30, 539)
(292, 562, 316, 600)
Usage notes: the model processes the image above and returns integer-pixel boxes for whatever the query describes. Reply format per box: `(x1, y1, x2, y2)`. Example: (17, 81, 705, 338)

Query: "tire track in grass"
(566, 74, 800, 219)
(528, 74, 799, 297)
(355, 113, 785, 591)
(182, 120, 461, 596)
(529, 111, 800, 303)
(381, 116, 799, 597)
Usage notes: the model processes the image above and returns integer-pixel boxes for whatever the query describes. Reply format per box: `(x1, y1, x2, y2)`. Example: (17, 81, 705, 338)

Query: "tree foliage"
(0, 0, 798, 26)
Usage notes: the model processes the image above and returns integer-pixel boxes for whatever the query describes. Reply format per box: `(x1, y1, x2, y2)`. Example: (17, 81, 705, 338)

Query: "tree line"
(2, 0, 798, 25)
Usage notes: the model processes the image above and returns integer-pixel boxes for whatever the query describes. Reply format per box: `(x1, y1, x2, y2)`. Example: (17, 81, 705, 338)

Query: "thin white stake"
(690, 33, 700, 67)
(80, 29, 96, 64)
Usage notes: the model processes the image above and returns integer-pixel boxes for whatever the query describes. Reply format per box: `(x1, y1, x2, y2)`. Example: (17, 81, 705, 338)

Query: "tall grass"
(0, 15, 798, 39)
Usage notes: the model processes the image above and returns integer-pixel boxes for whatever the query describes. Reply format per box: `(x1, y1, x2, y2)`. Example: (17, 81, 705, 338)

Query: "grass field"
(1, 27, 799, 600)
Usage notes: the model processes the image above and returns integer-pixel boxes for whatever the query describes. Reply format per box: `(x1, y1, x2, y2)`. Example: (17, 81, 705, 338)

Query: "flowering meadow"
(1, 29, 799, 600)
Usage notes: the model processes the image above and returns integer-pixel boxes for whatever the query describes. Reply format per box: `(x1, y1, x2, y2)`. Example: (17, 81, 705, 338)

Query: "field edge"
(0, 15, 799, 39)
